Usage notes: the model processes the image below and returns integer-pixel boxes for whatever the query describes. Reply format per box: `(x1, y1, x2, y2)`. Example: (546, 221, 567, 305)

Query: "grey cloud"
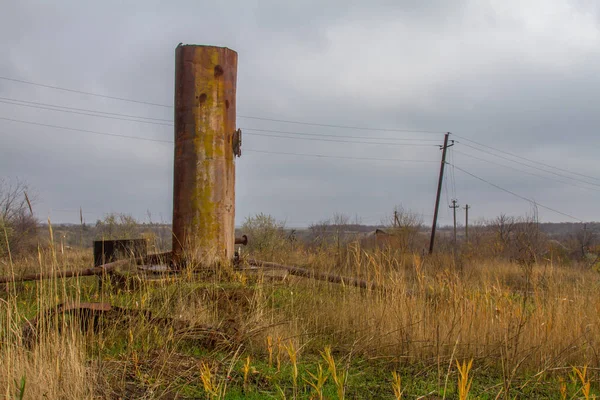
(1, 0, 599, 226)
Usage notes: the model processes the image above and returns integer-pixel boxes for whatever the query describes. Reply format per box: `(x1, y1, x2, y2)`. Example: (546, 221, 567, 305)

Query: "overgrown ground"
(2, 235, 600, 399)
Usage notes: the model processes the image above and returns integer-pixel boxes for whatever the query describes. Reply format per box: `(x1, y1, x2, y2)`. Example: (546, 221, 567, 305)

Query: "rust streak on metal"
(247, 259, 378, 290)
(172, 44, 238, 268)
(0, 260, 128, 284)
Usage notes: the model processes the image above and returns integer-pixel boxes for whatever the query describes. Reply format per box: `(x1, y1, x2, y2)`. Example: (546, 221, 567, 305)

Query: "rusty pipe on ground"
(0, 260, 128, 284)
(247, 259, 378, 290)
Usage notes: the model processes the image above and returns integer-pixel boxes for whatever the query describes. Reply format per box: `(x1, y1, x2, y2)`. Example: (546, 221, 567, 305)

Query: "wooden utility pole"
(464, 204, 470, 242)
(450, 199, 459, 247)
(429, 132, 453, 254)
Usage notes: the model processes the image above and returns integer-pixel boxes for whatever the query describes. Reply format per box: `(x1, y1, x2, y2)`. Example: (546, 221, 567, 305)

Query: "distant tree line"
(0, 178, 598, 269)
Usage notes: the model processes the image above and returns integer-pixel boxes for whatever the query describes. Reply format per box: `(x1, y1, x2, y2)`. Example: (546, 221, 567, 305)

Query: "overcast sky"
(1, 0, 599, 227)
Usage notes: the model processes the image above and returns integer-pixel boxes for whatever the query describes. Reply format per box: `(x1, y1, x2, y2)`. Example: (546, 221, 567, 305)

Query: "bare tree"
(0, 178, 38, 257)
(309, 218, 332, 244)
(0, 179, 29, 221)
(513, 208, 544, 265)
(309, 214, 350, 242)
(331, 213, 350, 266)
(466, 218, 488, 248)
(573, 224, 596, 258)
(385, 205, 423, 252)
(494, 213, 516, 246)
(332, 213, 350, 228)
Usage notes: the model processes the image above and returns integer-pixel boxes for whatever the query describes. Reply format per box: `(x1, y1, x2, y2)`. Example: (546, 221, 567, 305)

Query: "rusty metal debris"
(141, 251, 173, 266)
(235, 235, 248, 246)
(0, 259, 129, 284)
(22, 302, 113, 344)
(247, 259, 378, 290)
(22, 300, 235, 349)
(94, 238, 148, 266)
(137, 264, 173, 273)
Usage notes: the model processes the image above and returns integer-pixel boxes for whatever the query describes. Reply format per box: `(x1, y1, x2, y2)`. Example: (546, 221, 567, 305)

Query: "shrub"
(94, 213, 139, 240)
(0, 178, 38, 258)
(241, 213, 288, 256)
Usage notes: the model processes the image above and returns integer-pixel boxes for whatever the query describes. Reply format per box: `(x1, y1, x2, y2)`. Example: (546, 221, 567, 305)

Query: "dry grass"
(1, 237, 600, 398)
(251, 246, 600, 370)
(0, 333, 96, 399)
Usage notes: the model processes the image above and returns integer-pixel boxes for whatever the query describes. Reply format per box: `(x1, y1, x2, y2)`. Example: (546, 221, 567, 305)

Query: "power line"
(450, 147, 457, 200)
(242, 127, 441, 142)
(0, 96, 444, 144)
(0, 95, 448, 148)
(0, 106, 439, 148)
(238, 115, 444, 134)
(244, 149, 438, 163)
(454, 149, 600, 192)
(0, 76, 172, 108)
(450, 163, 582, 222)
(0, 117, 440, 162)
(0, 75, 447, 135)
(0, 117, 172, 144)
(0, 96, 172, 122)
(454, 134, 600, 183)
(245, 132, 439, 147)
(0, 98, 173, 126)
(12, 73, 592, 185)
(458, 141, 600, 189)
(0, 114, 439, 149)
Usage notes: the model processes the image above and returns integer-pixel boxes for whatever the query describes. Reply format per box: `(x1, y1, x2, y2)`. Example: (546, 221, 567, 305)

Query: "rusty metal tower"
(172, 44, 240, 267)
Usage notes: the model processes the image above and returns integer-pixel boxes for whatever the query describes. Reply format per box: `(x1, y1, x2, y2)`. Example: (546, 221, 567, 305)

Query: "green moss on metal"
(189, 47, 224, 252)
(174, 45, 236, 265)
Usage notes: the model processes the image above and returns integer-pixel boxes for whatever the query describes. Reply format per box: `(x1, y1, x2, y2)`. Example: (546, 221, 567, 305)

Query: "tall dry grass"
(1, 232, 600, 397)
(246, 242, 600, 379)
(0, 246, 97, 398)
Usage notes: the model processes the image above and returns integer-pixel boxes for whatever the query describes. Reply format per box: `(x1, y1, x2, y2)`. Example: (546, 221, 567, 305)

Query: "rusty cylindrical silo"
(172, 44, 239, 267)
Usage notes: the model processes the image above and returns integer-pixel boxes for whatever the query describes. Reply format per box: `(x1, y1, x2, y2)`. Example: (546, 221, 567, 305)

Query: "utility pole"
(450, 199, 459, 247)
(464, 204, 470, 242)
(581, 223, 588, 257)
(429, 132, 454, 254)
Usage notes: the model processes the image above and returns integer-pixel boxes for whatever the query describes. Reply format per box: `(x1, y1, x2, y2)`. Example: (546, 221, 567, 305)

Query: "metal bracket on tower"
(233, 129, 242, 157)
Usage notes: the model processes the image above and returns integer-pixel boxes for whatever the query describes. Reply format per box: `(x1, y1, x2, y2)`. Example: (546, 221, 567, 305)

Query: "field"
(2, 219, 600, 399)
